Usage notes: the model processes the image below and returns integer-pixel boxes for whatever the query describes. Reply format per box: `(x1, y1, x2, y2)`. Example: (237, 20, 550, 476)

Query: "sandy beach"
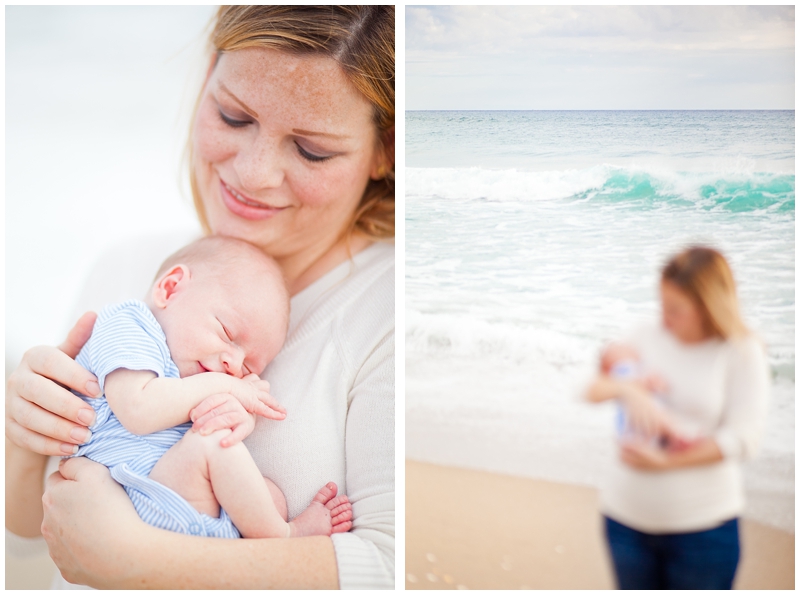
(406, 460, 794, 590)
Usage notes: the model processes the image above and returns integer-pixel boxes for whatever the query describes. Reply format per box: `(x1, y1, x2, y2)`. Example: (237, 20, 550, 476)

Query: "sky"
(406, 5, 795, 110)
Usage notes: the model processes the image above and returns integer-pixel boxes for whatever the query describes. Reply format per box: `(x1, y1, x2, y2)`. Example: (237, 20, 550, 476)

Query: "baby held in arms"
(601, 343, 695, 450)
(70, 236, 352, 539)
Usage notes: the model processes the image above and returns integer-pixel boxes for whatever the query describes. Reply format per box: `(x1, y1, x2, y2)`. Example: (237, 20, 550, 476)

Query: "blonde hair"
(661, 246, 749, 340)
(188, 5, 394, 241)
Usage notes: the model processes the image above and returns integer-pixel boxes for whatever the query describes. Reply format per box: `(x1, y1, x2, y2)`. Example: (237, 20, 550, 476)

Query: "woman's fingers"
(12, 369, 97, 427)
(58, 311, 97, 359)
(8, 397, 91, 448)
(7, 420, 79, 456)
(56, 455, 99, 482)
(23, 345, 100, 399)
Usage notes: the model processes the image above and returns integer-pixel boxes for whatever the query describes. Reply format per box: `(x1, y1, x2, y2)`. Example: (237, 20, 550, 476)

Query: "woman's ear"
(151, 265, 191, 309)
(370, 127, 395, 181)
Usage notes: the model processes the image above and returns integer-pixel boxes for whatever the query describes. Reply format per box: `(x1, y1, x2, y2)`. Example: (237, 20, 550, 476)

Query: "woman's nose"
(234, 134, 285, 193)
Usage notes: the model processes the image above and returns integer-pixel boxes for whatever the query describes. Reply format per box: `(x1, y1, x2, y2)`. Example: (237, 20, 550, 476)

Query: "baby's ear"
(151, 264, 190, 308)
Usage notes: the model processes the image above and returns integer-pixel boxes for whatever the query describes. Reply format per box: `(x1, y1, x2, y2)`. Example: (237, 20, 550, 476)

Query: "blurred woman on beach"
(5, 6, 394, 589)
(586, 246, 769, 590)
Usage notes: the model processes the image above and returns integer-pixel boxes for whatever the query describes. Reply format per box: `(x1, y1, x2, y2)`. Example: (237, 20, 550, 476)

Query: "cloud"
(406, 5, 795, 109)
(407, 5, 795, 58)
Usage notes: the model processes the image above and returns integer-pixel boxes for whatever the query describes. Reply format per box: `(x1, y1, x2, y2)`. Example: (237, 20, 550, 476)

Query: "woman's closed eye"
(218, 109, 251, 129)
(295, 142, 334, 163)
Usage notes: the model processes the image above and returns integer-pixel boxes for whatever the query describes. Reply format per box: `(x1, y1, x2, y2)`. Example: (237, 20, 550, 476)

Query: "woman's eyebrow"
(218, 82, 259, 118)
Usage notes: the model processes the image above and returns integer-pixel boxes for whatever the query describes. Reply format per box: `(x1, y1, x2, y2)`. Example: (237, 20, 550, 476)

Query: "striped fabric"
(73, 300, 240, 538)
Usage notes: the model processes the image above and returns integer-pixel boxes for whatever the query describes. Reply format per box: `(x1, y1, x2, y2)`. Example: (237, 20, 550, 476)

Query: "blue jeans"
(604, 516, 740, 590)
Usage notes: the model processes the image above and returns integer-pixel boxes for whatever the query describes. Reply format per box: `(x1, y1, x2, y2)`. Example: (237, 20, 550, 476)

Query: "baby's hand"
(641, 372, 669, 396)
(229, 375, 286, 421)
(189, 393, 256, 447)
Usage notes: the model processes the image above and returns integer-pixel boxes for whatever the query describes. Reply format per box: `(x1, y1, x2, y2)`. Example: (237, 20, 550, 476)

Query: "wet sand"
(406, 460, 794, 590)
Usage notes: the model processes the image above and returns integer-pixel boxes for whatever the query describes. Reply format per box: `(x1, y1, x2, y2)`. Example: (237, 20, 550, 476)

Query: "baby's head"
(146, 236, 290, 379)
(600, 343, 640, 375)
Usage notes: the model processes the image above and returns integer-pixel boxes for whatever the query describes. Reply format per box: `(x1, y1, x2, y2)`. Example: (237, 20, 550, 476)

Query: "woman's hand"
(6, 312, 101, 456)
(621, 437, 724, 471)
(41, 457, 146, 588)
(189, 393, 257, 447)
(619, 441, 671, 470)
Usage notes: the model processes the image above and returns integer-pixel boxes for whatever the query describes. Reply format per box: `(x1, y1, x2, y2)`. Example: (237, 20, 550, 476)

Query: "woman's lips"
(220, 180, 286, 221)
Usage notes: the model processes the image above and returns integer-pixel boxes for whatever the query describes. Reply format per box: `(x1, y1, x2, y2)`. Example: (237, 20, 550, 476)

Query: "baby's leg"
(149, 429, 353, 538)
(149, 429, 288, 538)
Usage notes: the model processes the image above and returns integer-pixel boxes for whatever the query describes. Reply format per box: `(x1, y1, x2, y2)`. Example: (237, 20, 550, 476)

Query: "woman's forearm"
(665, 437, 723, 469)
(104, 528, 339, 589)
(5, 438, 48, 537)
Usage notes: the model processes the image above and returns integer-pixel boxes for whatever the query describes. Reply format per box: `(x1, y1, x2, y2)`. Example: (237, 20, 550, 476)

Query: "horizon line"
(406, 108, 795, 112)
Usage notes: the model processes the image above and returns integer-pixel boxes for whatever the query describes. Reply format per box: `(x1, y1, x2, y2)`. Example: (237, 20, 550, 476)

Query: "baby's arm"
(103, 369, 284, 436)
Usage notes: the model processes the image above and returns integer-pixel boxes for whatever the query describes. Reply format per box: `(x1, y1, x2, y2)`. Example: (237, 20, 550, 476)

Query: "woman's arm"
(331, 330, 395, 588)
(6, 313, 99, 538)
(586, 374, 680, 441)
(620, 437, 723, 471)
(43, 457, 340, 588)
(714, 337, 771, 461)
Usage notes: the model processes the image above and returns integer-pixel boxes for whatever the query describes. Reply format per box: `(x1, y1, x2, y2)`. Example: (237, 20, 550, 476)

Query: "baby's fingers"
(195, 412, 242, 435)
(254, 390, 286, 415)
(253, 400, 287, 421)
(189, 394, 230, 423)
(219, 422, 250, 447)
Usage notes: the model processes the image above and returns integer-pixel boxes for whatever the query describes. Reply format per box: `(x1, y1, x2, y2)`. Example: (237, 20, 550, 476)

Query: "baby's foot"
(288, 482, 338, 538)
(327, 494, 353, 533)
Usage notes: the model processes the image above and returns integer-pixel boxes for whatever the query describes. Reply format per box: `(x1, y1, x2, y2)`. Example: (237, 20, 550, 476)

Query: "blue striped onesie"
(72, 300, 240, 538)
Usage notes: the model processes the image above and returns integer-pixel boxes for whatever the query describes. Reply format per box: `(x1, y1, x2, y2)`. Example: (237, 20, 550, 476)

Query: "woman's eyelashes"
(295, 142, 333, 163)
(218, 109, 251, 128)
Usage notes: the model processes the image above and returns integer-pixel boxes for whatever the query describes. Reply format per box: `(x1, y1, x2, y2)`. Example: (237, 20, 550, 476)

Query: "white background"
(6, 6, 218, 368)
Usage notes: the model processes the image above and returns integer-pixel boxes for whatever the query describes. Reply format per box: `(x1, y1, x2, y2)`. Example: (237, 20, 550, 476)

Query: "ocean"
(405, 110, 795, 531)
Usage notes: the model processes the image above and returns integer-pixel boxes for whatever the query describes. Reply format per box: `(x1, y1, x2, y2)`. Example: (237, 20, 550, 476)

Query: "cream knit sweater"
(7, 232, 395, 589)
(600, 322, 769, 534)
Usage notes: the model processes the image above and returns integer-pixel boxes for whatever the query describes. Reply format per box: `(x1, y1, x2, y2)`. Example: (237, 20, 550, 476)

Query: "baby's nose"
(221, 349, 245, 378)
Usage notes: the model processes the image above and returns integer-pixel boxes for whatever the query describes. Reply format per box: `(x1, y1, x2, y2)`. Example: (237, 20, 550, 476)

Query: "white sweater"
(600, 322, 770, 534)
(7, 232, 395, 589)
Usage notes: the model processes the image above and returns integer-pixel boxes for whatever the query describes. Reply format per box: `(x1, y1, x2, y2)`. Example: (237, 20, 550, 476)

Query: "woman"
(6, 6, 394, 589)
(586, 246, 770, 590)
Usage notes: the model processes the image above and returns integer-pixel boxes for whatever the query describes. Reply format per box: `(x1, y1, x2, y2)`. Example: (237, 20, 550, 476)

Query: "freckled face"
(660, 281, 709, 344)
(193, 48, 383, 259)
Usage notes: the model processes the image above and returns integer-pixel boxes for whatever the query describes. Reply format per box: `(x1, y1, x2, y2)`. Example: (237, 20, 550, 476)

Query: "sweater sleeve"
(714, 337, 771, 461)
(330, 330, 395, 589)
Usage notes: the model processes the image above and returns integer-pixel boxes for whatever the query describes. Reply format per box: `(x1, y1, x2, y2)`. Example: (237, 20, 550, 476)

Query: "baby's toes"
(329, 501, 352, 519)
(331, 520, 353, 534)
(331, 506, 353, 526)
(325, 494, 349, 510)
(311, 482, 338, 505)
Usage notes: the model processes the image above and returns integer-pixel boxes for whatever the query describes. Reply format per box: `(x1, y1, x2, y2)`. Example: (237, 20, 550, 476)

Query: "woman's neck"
(278, 232, 374, 296)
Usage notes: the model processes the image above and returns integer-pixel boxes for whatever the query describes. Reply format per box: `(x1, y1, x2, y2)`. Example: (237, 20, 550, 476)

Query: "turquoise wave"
(580, 171, 795, 213)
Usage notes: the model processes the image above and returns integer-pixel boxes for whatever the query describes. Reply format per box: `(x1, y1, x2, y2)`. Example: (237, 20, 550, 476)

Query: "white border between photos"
(394, 2, 407, 589)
